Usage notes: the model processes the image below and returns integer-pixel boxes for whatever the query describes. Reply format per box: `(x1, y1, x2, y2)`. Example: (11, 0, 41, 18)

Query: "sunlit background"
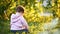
(0, 0, 60, 34)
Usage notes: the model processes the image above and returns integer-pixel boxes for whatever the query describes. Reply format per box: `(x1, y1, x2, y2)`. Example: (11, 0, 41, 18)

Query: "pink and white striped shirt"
(10, 13, 28, 30)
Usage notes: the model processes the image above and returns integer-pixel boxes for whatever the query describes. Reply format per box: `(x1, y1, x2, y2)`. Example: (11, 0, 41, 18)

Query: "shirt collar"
(16, 12, 21, 16)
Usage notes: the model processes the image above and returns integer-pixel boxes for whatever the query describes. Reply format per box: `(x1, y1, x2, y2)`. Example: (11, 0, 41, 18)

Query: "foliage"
(0, 0, 60, 34)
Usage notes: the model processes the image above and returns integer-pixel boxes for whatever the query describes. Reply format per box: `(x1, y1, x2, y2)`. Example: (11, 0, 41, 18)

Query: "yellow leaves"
(23, 0, 59, 33)
(46, 17, 53, 22)
(58, 4, 60, 9)
(32, 17, 35, 20)
(57, 0, 60, 17)
(52, 0, 55, 6)
(52, 3, 55, 6)
(39, 7, 43, 13)
(29, 25, 36, 33)
(12, 0, 14, 2)
(37, 2, 40, 8)
(33, 31, 38, 34)
(18, 0, 20, 4)
(10, 2, 16, 9)
(37, 2, 43, 13)
(30, 11, 35, 14)
(31, 25, 35, 29)
(37, 13, 40, 17)
(56, 11, 60, 17)
(30, 7, 35, 14)
(22, 32, 25, 34)
(4, 13, 9, 20)
(58, 0, 60, 2)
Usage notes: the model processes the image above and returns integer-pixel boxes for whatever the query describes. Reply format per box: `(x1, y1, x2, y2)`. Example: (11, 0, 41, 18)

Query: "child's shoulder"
(11, 14, 16, 18)
(11, 14, 21, 19)
(11, 14, 15, 16)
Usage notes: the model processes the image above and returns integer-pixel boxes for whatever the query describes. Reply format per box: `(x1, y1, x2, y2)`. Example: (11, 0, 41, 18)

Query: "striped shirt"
(10, 13, 28, 30)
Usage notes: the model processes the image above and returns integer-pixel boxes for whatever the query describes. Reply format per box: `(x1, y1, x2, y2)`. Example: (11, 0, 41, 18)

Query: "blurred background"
(0, 0, 60, 34)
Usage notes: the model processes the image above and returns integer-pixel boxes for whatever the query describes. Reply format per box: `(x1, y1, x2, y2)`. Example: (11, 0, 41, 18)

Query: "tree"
(0, 0, 12, 20)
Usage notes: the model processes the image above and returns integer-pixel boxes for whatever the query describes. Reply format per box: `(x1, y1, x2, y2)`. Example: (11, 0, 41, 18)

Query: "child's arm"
(20, 16, 29, 29)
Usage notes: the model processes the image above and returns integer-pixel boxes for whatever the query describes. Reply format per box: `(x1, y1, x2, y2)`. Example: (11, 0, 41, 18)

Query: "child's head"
(16, 5, 24, 14)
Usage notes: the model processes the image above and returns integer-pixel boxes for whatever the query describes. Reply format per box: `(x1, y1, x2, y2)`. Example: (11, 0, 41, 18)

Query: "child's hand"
(22, 25, 28, 29)
(21, 26, 26, 29)
(24, 26, 29, 29)
(19, 26, 29, 29)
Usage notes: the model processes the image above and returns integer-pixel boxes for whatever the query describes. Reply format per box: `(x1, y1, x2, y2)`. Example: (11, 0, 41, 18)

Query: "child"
(10, 5, 29, 34)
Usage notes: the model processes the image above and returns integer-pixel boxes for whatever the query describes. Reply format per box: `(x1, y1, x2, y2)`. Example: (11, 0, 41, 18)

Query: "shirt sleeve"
(20, 16, 28, 28)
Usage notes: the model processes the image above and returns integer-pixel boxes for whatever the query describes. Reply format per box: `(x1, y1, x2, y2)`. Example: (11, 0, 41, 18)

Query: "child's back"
(10, 5, 28, 34)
